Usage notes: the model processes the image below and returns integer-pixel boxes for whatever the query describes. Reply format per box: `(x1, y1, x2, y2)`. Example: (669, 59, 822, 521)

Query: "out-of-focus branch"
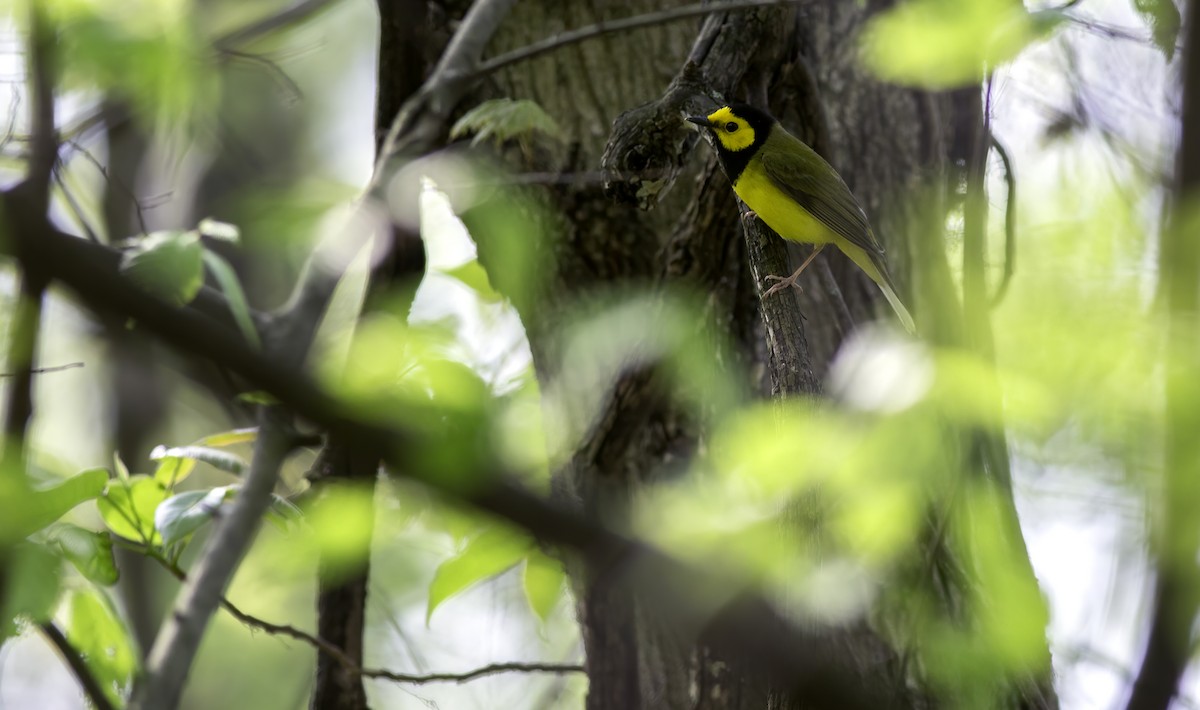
(989, 136, 1016, 308)
(1, 274, 45, 469)
(24, 0, 55, 211)
(1125, 1, 1200, 708)
(131, 419, 291, 710)
(39, 622, 117, 710)
(213, 0, 336, 50)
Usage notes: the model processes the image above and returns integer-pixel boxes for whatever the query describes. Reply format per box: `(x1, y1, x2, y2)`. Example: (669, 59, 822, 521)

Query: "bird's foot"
(740, 210, 758, 225)
(762, 272, 803, 298)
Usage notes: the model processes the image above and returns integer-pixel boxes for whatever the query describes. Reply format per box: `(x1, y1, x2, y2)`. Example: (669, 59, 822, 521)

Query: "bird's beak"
(685, 115, 710, 129)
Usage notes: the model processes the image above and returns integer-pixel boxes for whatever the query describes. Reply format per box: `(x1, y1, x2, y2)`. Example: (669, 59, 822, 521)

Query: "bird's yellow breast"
(732, 161, 837, 246)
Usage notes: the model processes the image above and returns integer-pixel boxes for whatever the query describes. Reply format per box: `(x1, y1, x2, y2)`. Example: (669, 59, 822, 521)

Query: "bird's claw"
(740, 210, 758, 225)
(761, 274, 802, 298)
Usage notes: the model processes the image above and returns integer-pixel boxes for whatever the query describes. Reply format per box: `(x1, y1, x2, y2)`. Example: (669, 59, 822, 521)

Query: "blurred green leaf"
(1132, 0, 1181, 60)
(65, 586, 137, 706)
(155, 488, 232, 549)
(113, 454, 131, 482)
(2, 542, 61, 640)
(441, 259, 503, 303)
(861, 0, 1057, 88)
(120, 230, 204, 307)
(15, 467, 108, 538)
(98, 475, 167, 545)
(450, 98, 563, 148)
(266, 494, 303, 532)
(427, 526, 532, 623)
(303, 484, 376, 581)
(196, 427, 258, 447)
(45, 0, 209, 123)
(237, 390, 280, 406)
(152, 444, 247, 479)
(44, 523, 119, 586)
(522, 549, 565, 624)
(202, 250, 262, 349)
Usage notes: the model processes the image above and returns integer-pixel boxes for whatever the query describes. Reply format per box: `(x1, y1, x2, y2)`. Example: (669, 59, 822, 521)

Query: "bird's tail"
(872, 262, 916, 334)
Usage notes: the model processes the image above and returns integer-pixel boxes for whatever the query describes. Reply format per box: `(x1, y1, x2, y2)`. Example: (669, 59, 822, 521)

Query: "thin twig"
(989, 136, 1016, 308)
(53, 165, 102, 242)
(59, 137, 148, 235)
(467, 0, 801, 81)
(218, 49, 304, 105)
(214, 0, 335, 50)
(0, 361, 83, 377)
(360, 662, 586, 685)
(38, 622, 117, 710)
(143, 549, 582, 686)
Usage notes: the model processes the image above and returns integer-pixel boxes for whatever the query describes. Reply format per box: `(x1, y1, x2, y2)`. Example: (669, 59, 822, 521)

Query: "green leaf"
(44, 523, 120, 586)
(195, 427, 258, 447)
(113, 454, 131, 482)
(2, 542, 61, 640)
(440, 259, 503, 303)
(154, 488, 233, 548)
(522, 549, 565, 624)
(120, 230, 204, 306)
(97, 475, 168, 545)
(197, 217, 240, 242)
(202, 250, 262, 349)
(266, 494, 303, 532)
(450, 98, 563, 148)
(151, 445, 247, 477)
(64, 587, 137, 706)
(1132, 0, 1181, 60)
(151, 456, 196, 489)
(427, 526, 532, 623)
(19, 468, 109, 537)
(860, 0, 1057, 88)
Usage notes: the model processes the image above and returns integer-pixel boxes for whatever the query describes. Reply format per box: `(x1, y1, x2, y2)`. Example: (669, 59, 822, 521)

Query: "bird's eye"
(725, 122, 739, 132)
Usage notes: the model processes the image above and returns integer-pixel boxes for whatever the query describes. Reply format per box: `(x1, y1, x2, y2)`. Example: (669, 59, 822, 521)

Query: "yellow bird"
(687, 103, 915, 334)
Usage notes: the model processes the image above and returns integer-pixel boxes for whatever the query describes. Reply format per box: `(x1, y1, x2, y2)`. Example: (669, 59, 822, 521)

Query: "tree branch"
(24, 0, 56, 210)
(213, 0, 336, 50)
(131, 418, 292, 710)
(372, 0, 520, 175)
(38, 622, 117, 710)
(467, 0, 801, 82)
(989, 136, 1016, 308)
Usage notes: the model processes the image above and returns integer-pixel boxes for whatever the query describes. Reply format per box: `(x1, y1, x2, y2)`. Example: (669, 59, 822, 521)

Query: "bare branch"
(359, 662, 585, 685)
(468, 0, 801, 82)
(989, 136, 1016, 308)
(132, 420, 292, 710)
(213, 0, 336, 50)
(1, 272, 45, 470)
(0, 361, 83, 377)
(372, 0, 520, 181)
(38, 622, 117, 710)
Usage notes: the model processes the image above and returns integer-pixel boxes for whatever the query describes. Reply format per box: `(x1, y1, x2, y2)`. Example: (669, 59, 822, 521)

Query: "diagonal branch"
(131, 418, 292, 710)
(39, 622, 117, 710)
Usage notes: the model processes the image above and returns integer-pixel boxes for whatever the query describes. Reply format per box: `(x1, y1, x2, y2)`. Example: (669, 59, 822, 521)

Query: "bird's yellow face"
(704, 106, 756, 152)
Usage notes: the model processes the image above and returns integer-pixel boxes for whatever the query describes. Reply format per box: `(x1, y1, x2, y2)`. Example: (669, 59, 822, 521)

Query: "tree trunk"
(412, 0, 1053, 707)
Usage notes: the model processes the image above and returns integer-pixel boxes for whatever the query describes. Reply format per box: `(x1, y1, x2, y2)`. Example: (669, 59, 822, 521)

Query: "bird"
(686, 102, 916, 334)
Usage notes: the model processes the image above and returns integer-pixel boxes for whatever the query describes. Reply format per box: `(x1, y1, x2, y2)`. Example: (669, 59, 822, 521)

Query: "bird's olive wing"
(759, 145, 885, 258)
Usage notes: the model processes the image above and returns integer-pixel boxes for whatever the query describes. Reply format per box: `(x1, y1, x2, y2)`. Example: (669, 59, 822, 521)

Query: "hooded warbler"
(687, 103, 915, 334)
